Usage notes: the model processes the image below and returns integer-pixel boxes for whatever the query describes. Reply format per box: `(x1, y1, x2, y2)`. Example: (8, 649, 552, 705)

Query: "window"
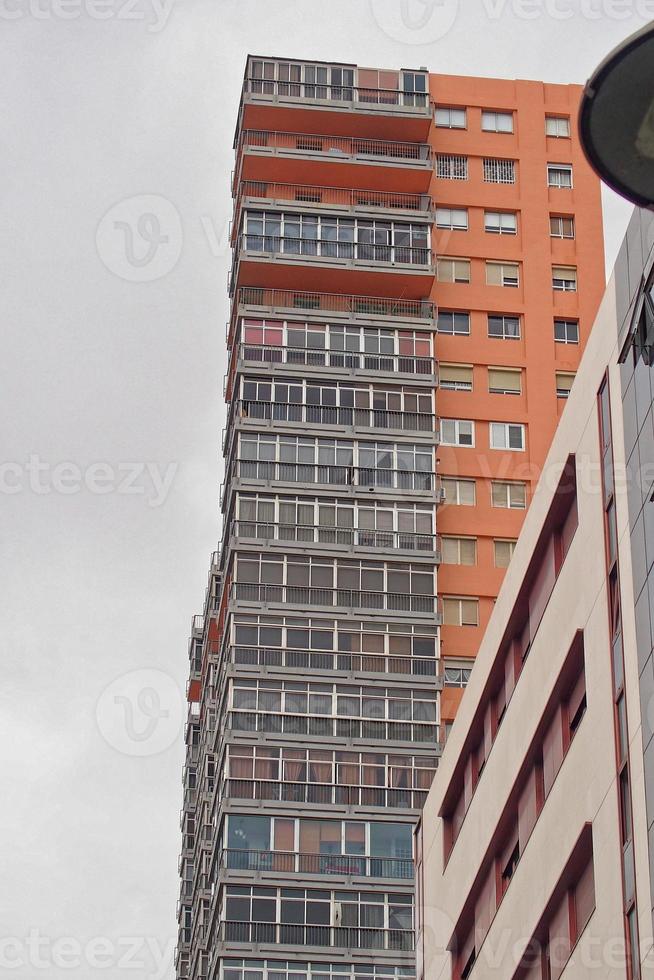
(443, 664, 473, 687)
(556, 372, 575, 398)
(435, 106, 466, 128)
(437, 257, 471, 283)
(550, 214, 575, 238)
(441, 477, 476, 506)
(485, 211, 517, 235)
(546, 115, 571, 137)
(554, 318, 579, 344)
(443, 597, 479, 626)
(552, 265, 577, 291)
(491, 480, 527, 509)
(439, 364, 473, 392)
(482, 110, 514, 133)
(490, 422, 525, 451)
(494, 539, 517, 567)
(438, 310, 470, 335)
(486, 261, 519, 287)
(548, 164, 573, 188)
(488, 367, 521, 395)
(488, 314, 520, 340)
(440, 418, 474, 447)
(436, 154, 468, 180)
(436, 207, 468, 231)
(442, 536, 477, 566)
(483, 158, 515, 183)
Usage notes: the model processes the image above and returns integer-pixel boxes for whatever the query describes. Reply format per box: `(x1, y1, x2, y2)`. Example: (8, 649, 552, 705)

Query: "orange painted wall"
(429, 76, 604, 721)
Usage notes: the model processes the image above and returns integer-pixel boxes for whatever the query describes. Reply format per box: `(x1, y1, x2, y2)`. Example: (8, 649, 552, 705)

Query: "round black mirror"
(580, 22, 654, 209)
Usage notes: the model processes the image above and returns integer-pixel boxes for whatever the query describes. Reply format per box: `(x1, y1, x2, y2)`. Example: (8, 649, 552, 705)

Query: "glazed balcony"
(225, 709, 439, 745)
(231, 341, 437, 383)
(227, 519, 441, 558)
(228, 287, 436, 348)
(232, 182, 433, 244)
(234, 130, 433, 193)
(217, 920, 414, 952)
(229, 581, 441, 618)
(221, 777, 428, 812)
(218, 847, 414, 880)
(223, 643, 442, 680)
(237, 58, 432, 143)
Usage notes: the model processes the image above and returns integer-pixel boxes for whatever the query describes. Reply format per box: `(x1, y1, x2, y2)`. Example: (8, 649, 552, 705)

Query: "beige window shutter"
(486, 262, 502, 285)
(556, 372, 575, 392)
(489, 368, 521, 392)
(440, 364, 473, 384)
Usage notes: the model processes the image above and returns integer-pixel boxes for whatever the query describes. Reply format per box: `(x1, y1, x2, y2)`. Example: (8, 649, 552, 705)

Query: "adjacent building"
(417, 207, 654, 980)
(176, 58, 605, 980)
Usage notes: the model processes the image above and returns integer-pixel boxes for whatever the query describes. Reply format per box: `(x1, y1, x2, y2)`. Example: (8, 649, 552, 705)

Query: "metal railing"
(237, 130, 432, 163)
(229, 399, 437, 433)
(234, 286, 436, 322)
(226, 459, 437, 493)
(243, 75, 429, 114)
(229, 581, 438, 614)
(237, 234, 434, 267)
(235, 342, 437, 376)
(219, 848, 414, 879)
(222, 778, 429, 811)
(226, 710, 439, 744)
(225, 644, 440, 678)
(237, 181, 431, 221)
(229, 519, 440, 554)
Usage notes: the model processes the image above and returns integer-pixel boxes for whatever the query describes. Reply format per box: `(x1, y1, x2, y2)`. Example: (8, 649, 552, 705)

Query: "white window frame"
(435, 106, 467, 129)
(547, 164, 573, 188)
(488, 367, 522, 395)
(436, 207, 468, 231)
(440, 418, 475, 447)
(481, 110, 514, 133)
(483, 158, 516, 184)
(441, 477, 476, 506)
(484, 211, 517, 235)
(439, 363, 473, 392)
(441, 536, 477, 566)
(436, 154, 468, 180)
(437, 310, 470, 336)
(545, 116, 571, 138)
(486, 261, 520, 288)
(552, 266, 577, 291)
(554, 318, 579, 344)
(489, 422, 525, 451)
(488, 314, 521, 340)
(494, 539, 517, 567)
(491, 481, 527, 509)
(550, 215, 575, 239)
(442, 596, 479, 627)
(556, 373, 575, 398)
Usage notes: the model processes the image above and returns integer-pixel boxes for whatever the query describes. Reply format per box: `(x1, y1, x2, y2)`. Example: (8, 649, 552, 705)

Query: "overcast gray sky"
(0, 1, 645, 976)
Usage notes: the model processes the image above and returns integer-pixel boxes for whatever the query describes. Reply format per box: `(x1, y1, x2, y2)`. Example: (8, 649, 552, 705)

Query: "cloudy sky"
(0, 0, 646, 976)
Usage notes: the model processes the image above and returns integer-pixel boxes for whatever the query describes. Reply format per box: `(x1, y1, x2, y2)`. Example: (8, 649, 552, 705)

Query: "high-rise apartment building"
(176, 58, 605, 980)
(417, 206, 654, 980)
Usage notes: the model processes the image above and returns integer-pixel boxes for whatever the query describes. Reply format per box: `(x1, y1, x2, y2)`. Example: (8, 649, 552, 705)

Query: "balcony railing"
(225, 644, 440, 678)
(237, 130, 432, 165)
(229, 399, 437, 434)
(229, 519, 440, 555)
(230, 582, 438, 615)
(234, 286, 436, 322)
(235, 342, 437, 377)
(219, 848, 414, 879)
(226, 459, 437, 493)
(243, 75, 429, 114)
(222, 778, 429, 811)
(219, 919, 414, 951)
(226, 710, 439, 744)
(237, 234, 434, 267)
(237, 181, 432, 220)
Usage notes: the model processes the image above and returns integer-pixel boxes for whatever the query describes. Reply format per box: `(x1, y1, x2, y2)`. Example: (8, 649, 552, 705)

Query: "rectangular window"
(441, 477, 476, 506)
(436, 154, 468, 180)
(435, 106, 467, 129)
(442, 536, 477, 566)
(484, 211, 517, 235)
(491, 480, 527, 509)
(438, 310, 470, 335)
(494, 539, 517, 568)
(490, 422, 525, 451)
(488, 367, 521, 395)
(548, 164, 573, 188)
(554, 318, 579, 344)
(488, 314, 520, 340)
(439, 364, 473, 392)
(486, 261, 519, 287)
(440, 418, 475, 447)
(556, 372, 575, 398)
(552, 265, 577, 291)
(546, 115, 571, 138)
(483, 158, 516, 183)
(436, 207, 468, 231)
(482, 110, 514, 133)
(550, 214, 575, 238)
(443, 597, 479, 627)
(438, 257, 471, 283)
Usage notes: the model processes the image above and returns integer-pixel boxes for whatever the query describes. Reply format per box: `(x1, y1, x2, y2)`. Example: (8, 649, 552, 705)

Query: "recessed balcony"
(234, 130, 433, 193)
(236, 58, 432, 143)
